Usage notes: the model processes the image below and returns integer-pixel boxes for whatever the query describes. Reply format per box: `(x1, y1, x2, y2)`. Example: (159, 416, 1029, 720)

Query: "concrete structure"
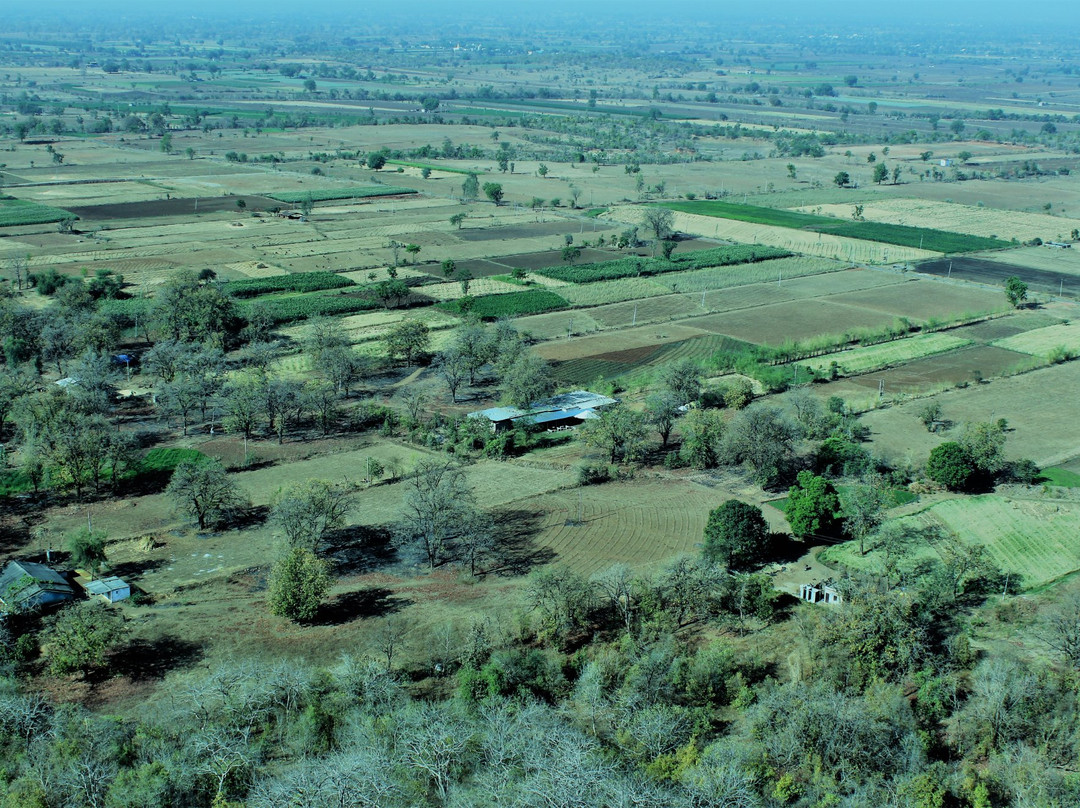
(799, 581, 842, 605)
(0, 560, 75, 612)
(469, 390, 617, 433)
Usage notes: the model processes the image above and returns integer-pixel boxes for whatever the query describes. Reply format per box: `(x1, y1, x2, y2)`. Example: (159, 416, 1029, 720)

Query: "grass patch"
(0, 197, 76, 227)
(268, 186, 417, 203)
(659, 200, 1009, 253)
(225, 272, 355, 298)
(437, 289, 568, 319)
(584, 208, 609, 218)
(137, 448, 208, 475)
(1038, 467, 1080, 488)
(535, 245, 791, 284)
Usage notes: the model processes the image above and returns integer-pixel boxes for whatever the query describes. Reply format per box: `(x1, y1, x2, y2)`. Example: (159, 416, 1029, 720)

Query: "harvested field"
(687, 299, 902, 344)
(800, 199, 1078, 244)
(496, 248, 621, 271)
(591, 294, 708, 328)
(457, 219, 618, 241)
(827, 344, 1034, 394)
(949, 311, 1064, 342)
(827, 278, 1008, 321)
(858, 359, 1080, 468)
(534, 323, 711, 362)
(822, 495, 1080, 591)
(992, 321, 1080, 356)
(559, 277, 669, 306)
(65, 195, 280, 220)
(986, 245, 1080, 278)
(797, 333, 973, 376)
(552, 334, 752, 386)
(916, 256, 1080, 298)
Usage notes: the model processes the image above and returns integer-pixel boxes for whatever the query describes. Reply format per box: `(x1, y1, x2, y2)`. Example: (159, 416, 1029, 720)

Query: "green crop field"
(0, 197, 76, 227)
(437, 288, 568, 319)
(796, 333, 972, 376)
(1039, 467, 1080, 488)
(240, 292, 382, 324)
(225, 271, 356, 298)
(659, 200, 1009, 253)
(821, 494, 1080, 590)
(268, 186, 417, 203)
(535, 245, 791, 284)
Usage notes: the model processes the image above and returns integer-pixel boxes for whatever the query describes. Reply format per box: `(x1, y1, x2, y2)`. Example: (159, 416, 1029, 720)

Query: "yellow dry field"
(607, 207, 939, 263)
(797, 199, 1079, 244)
(420, 278, 523, 301)
(17, 181, 170, 206)
(992, 321, 1080, 357)
(982, 245, 1080, 277)
(225, 260, 288, 278)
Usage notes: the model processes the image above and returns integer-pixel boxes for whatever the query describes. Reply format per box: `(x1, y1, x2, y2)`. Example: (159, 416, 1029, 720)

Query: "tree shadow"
(98, 636, 205, 683)
(223, 504, 271, 531)
(486, 508, 556, 577)
(106, 556, 169, 580)
(324, 524, 398, 575)
(764, 533, 815, 566)
(306, 587, 411, 627)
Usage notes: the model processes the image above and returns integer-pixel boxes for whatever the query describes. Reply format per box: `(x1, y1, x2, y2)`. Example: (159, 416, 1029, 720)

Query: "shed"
(0, 560, 75, 613)
(799, 581, 842, 605)
(468, 390, 617, 433)
(82, 577, 131, 603)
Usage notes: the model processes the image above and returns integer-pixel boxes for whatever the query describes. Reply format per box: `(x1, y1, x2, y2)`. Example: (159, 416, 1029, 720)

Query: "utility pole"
(632, 303, 637, 326)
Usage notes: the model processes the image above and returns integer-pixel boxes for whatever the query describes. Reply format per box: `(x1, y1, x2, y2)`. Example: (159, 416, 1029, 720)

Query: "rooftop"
(469, 391, 617, 423)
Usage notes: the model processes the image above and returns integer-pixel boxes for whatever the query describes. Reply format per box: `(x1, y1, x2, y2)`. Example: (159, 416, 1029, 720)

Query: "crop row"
(225, 271, 355, 298)
(268, 186, 417, 203)
(437, 289, 568, 320)
(660, 200, 1009, 253)
(241, 294, 383, 324)
(535, 245, 791, 284)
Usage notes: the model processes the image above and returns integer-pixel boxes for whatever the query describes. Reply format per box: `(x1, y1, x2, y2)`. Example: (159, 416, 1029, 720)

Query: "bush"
(577, 464, 613, 485)
(436, 289, 568, 320)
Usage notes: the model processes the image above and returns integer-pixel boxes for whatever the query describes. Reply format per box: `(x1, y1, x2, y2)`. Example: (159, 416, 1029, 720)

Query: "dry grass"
(993, 321, 1080, 357)
(798, 333, 972, 375)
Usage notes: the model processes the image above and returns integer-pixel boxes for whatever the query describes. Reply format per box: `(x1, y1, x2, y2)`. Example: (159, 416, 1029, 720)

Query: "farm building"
(799, 581, 843, 605)
(469, 390, 618, 433)
(0, 560, 76, 613)
(74, 572, 131, 603)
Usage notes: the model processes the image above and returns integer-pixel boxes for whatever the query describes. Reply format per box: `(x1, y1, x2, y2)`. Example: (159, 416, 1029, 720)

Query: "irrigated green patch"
(0, 197, 76, 227)
(239, 292, 382, 324)
(535, 245, 791, 284)
(437, 289, 568, 320)
(1039, 467, 1080, 488)
(268, 186, 416, 203)
(659, 200, 1009, 253)
(385, 160, 475, 175)
(226, 272, 355, 298)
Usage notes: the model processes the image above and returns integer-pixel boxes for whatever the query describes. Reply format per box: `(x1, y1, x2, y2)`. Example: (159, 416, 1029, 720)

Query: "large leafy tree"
(384, 321, 431, 366)
(393, 460, 487, 571)
(580, 406, 650, 464)
(926, 442, 976, 491)
(786, 471, 842, 540)
(45, 601, 127, 675)
(703, 500, 769, 569)
(271, 480, 354, 551)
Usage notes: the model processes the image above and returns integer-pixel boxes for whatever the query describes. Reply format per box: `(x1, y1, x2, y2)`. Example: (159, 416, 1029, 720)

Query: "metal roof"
(85, 577, 129, 596)
(0, 561, 75, 605)
(468, 391, 617, 423)
(468, 406, 528, 422)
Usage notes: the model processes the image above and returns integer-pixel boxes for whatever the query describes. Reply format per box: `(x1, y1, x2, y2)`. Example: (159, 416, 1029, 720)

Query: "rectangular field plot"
(830, 344, 1034, 393)
(827, 279, 1008, 321)
(986, 246, 1080, 278)
(993, 321, 1080, 357)
(949, 312, 1064, 343)
(916, 256, 1080, 299)
(798, 333, 972, 376)
(820, 495, 1080, 590)
(686, 299, 902, 345)
(534, 323, 710, 361)
(551, 334, 752, 386)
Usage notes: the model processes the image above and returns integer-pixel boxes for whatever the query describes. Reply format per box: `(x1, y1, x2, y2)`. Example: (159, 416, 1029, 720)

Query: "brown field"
(688, 299, 902, 344)
(821, 344, 1035, 394)
(857, 359, 1080, 468)
(916, 256, 1080, 298)
(827, 278, 1008, 320)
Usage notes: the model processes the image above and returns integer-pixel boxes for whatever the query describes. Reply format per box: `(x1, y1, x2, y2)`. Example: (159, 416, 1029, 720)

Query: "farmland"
(6, 8, 1080, 801)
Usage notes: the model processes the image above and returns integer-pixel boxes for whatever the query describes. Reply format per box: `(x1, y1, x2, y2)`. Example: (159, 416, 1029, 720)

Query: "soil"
(916, 256, 1080, 298)
(65, 195, 281, 220)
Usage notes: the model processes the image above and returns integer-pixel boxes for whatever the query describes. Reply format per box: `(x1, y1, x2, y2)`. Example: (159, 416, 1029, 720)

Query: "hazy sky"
(33, 0, 1080, 25)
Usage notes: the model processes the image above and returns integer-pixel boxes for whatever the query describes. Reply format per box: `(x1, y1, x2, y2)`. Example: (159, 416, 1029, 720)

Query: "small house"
(0, 560, 75, 613)
(76, 574, 131, 604)
(468, 390, 617, 433)
(799, 581, 842, 605)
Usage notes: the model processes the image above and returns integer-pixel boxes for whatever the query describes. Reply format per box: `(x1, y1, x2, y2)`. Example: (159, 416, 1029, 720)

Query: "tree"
(366, 152, 386, 170)
(1004, 276, 1028, 309)
(461, 173, 480, 203)
(959, 420, 1007, 475)
(661, 240, 677, 260)
(420, 95, 439, 112)
(580, 405, 650, 464)
(500, 352, 553, 409)
(44, 601, 127, 676)
(538, 164, 549, 177)
(267, 547, 332, 622)
(658, 357, 701, 406)
(703, 500, 769, 569)
(435, 345, 470, 402)
(841, 478, 887, 555)
(872, 163, 889, 184)
(892, 166, 902, 184)
(786, 471, 841, 539)
(441, 258, 457, 278)
(926, 442, 976, 491)
(454, 267, 474, 296)
(678, 409, 725, 469)
(644, 393, 681, 447)
(384, 320, 430, 365)
(404, 244, 421, 263)
(449, 213, 466, 229)
(66, 528, 108, 578)
(482, 182, 504, 205)
(561, 246, 581, 265)
(394, 460, 480, 570)
(271, 480, 354, 551)
(165, 459, 248, 530)
(722, 405, 799, 488)
(642, 207, 674, 241)
(834, 171, 850, 188)
(787, 163, 797, 180)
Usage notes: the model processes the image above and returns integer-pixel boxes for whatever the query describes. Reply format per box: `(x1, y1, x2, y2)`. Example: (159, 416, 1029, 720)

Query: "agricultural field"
(916, 255, 1080, 298)
(796, 332, 973, 376)
(821, 495, 1080, 591)
(799, 198, 1079, 244)
(992, 320, 1080, 357)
